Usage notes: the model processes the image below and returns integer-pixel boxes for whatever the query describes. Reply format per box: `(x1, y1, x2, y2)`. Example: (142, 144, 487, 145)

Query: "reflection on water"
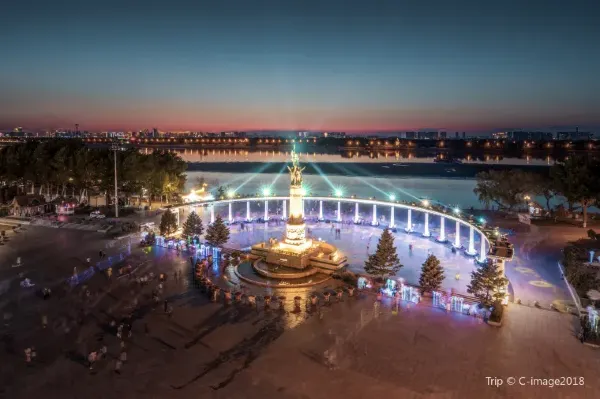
(140, 147, 557, 166)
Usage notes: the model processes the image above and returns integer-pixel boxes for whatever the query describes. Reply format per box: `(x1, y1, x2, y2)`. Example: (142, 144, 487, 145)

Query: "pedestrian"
(115, 359, 122, 374)
(41, 314, 48, 329)
(88, 351, 97, 370)
(164, 299, 168, 313)
(100, 345, 108, 359)
(120, 351, 127, 363)
(99, 250, 102, 258)
(107, 267, 112, 279)
(24, 347, 32, 365)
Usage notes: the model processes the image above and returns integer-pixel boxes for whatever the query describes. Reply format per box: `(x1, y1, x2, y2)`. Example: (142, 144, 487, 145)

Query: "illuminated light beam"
(326, 162, 395, 199)
(233, 161, 274, 192)
(310, 162, 337, 192)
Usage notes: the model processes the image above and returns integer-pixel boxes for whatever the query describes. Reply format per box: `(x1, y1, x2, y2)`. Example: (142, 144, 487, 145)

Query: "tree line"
(0, 139, 187, 207)
(474, 157, 600, 227)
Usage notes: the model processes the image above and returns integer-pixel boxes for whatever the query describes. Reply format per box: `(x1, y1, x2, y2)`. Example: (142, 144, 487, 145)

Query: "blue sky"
(1, 0, 599, 133)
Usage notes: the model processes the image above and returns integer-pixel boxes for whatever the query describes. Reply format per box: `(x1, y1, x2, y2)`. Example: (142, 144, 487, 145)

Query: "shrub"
(587, 229, 598, 240)
(340, 271, 358, 286)
(489, 300, 504, 322)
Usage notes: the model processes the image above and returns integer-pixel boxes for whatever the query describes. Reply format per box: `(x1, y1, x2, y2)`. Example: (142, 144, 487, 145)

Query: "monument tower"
(284, 146, 309, 248)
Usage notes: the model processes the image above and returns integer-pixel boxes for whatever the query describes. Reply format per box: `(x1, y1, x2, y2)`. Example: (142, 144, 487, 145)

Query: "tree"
(467, 260, 508, 307)
(532, 174, 556, 212)
(182, 211, 204, 240)
(551, 157, 600, 228)
(419, 254, 444, 293)
(159, 209, 178, 236)
(205, 215, 230, 247)
(364, 228, 402, 278)
(216, 186, 226, 200)
(473, 170, 535, 211)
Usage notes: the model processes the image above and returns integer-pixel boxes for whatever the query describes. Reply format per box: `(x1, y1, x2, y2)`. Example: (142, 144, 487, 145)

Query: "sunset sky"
(1, 0, 599, 133)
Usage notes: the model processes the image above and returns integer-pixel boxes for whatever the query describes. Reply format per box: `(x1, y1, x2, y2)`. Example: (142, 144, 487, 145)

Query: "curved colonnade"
(179, 196, 492, 263)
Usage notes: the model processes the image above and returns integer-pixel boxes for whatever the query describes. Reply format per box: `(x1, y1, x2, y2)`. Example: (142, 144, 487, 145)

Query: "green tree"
(364, 228, 403, 278)
(216, 186, 226, 200)
(159, 209, 178, 236)
(419, 254, 444, 293)
(182, 211, 204, 240)
(205, 215, 230, 247)
(532, 174, 556, 212)
(551, 157, 600, 228)
(473, 170, 535, 211)
(467, 260, 508, 307)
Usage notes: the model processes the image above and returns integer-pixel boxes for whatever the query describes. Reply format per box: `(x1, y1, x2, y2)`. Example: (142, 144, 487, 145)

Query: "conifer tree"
(467, 259, 508, 307)
(364, 228, 402, 278)
(205, 215, 231, 247)
(419, 254, 444, 293)
(182, 211, 204, 240)
(159, 209, 178, 236)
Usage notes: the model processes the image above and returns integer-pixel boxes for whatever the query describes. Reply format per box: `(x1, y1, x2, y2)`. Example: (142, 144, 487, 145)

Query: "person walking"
(163, 299, 168, 313)
(41, 314, 48, 329)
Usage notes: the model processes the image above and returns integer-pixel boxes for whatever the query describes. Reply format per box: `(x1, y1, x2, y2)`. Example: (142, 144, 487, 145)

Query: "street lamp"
(110, 140, 119, 218)
(389, 194, 396, 201)
(262, 187, 271, 197)
(453, 207, 460, 214)
(422, 199, 430, 207)
(227, 189, 236, 199)
(335, 189, 343, 197)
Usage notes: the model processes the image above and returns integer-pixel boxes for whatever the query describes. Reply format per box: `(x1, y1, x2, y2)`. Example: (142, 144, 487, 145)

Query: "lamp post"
(111, 141, 119, 218)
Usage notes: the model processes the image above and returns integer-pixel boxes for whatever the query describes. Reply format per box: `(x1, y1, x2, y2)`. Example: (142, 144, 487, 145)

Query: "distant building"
(556, 128, 593, 140)
(506, 131, 553, 141)
(492, 132, 508, 139)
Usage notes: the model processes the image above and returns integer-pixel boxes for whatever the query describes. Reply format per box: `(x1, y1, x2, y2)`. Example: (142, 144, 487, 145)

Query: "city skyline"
(1, 0, 599, 134)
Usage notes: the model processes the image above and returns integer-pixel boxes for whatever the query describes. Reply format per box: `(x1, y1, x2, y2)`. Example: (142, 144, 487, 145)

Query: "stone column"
(405, 209, 412, 232)
(454, 220, 461, 247)
(210, 204, 215, 224)
(264, 200, 269, 221)
(479, 236, 486, 262)
(283, 200, 287, 219)
(337, 201, 341, 222)
(228, 202, 233, 223)
(354, 202, 359, 223)
(423, 213, 431, 237)
(246, 201, 251, 221)
(371, 204, 377, 225)
(438, 216, 445, 241)
(319, 200, 323, 220)
(390, 206, 395, 228)
(467, 226, 476, 255)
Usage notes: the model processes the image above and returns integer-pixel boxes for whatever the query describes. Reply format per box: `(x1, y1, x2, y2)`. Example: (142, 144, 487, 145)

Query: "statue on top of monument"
(288, 145, 305, 187)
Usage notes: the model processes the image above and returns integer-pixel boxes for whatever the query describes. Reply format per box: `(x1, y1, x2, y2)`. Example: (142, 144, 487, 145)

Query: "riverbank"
(187, 161, 550, 178)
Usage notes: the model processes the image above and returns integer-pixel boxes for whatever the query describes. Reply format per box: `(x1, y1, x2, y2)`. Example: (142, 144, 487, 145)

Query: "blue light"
(453, 207, 460, 214)
(389, 194, 396, 201)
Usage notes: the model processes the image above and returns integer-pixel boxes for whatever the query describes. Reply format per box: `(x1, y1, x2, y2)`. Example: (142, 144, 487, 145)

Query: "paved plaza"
(0, 211, 593, 399)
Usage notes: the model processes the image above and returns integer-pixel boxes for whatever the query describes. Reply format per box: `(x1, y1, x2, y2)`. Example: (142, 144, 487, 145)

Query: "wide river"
(174, 149, 555, 209)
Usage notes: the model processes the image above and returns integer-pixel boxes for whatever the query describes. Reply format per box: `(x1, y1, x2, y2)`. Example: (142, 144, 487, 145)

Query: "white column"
(438, 216, 445, 241)
(467, 226, 476, 255)
(405, 209, 412, 232)
(319, 200, 323, 220)
(264, 200, 268, 221)
(302, 199, 305, 217)
(246, 201, 251, 221)
(228, 202, 233, 223)
(454, 221, 461, 247)
(371, 204, 377, 225)
(423, 213, 430, 237)
(210, 204, 215, 224)
(479, 237, 486, 262)
(354, 202, 359, 223)
(283, 200, 287, 219)
(390, 206, 395, 228)
(337, 201, 341, 222)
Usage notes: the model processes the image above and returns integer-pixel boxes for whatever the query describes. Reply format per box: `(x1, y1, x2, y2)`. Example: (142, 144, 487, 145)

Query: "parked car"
(90, 210, 106, 219)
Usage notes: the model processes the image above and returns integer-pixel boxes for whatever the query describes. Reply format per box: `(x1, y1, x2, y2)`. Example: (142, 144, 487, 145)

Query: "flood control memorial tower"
(250, 147, 347, 276)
